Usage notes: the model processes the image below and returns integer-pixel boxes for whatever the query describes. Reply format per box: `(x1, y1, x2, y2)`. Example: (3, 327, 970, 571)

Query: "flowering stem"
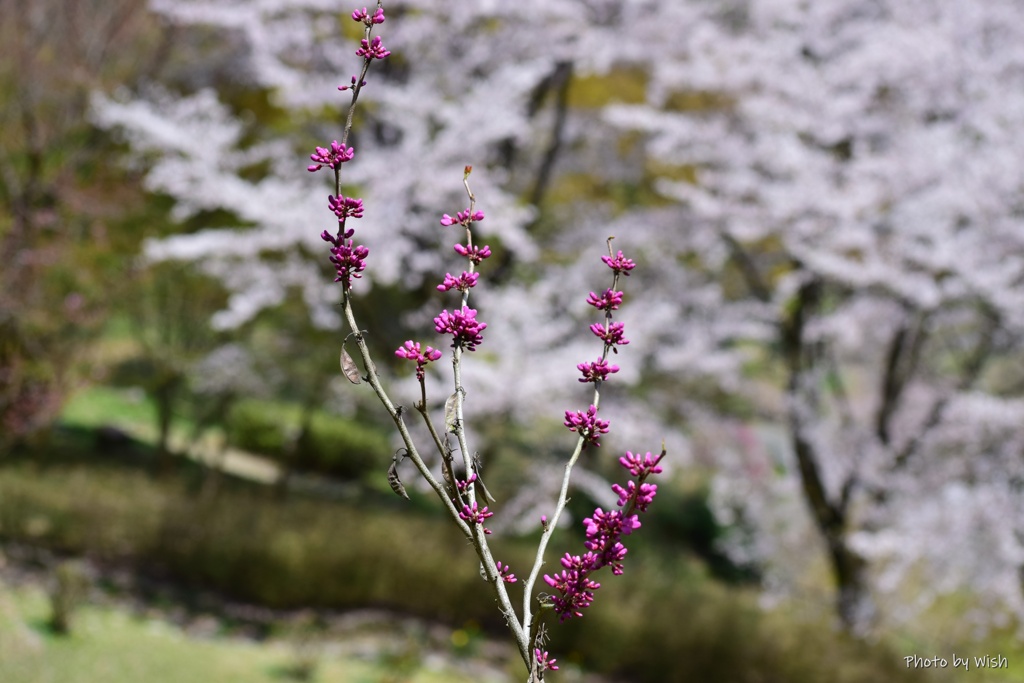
(441, 173, 531, 664)
(340, 290, 470, 536)
(342, 275, 530, 668)
(522, 237, 623, 641)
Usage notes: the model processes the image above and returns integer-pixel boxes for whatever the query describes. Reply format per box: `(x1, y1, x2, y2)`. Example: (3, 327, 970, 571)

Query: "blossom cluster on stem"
(308, 7, 664, 678)
(496, 561, 518, 584)
(577, 356, 619, 383)
(535, 649, 559, 673)
(441, 208, 485, 227)
(454, 243, 491, 264)
(586, 288, 624, 312)
(459, 501, 495, 534)
(563, 404, 610, 448)
(307, 140, 354, 172)
(543, 450, 664, 621)
(394, 340, 442, 381)
(601, 250, 636, 276)
(434, 306, 487, 352)
(437, 271, 480, 292)
(310, 6, 392, 289)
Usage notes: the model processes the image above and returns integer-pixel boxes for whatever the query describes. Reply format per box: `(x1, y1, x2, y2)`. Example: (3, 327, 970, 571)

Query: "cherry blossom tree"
(603, 0, 1024, 632)
(90, 0, 1024, 637)
(89, 0, 700, 518)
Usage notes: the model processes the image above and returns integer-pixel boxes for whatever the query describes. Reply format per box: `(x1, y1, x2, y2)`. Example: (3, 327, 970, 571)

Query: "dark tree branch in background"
(528, 60, 574, 210)
(891, 305, 1000, 471)
(874, 309, 929, 447)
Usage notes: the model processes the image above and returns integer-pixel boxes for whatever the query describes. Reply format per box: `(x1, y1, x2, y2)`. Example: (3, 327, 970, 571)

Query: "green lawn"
(0, 581, 508, 683)
(61, 386, 160, 433)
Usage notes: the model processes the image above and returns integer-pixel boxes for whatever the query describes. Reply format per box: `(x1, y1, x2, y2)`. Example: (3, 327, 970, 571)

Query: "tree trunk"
(826, 527, 875, 633)
(782, 275, 874, 633)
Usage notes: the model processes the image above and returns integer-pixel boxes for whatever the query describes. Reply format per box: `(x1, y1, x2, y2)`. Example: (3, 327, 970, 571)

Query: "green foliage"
(639, 483, 760, 584)
(0, 581, 479, 683)
(0, 443, 1001, 683)
(553, 572, 954, 683)
(61, 387, 159, 434)
(225, 399, 390, 481)
(47, 559, 90, 635)
(0, 0, 169, 446)
(566, 68, 649, 109)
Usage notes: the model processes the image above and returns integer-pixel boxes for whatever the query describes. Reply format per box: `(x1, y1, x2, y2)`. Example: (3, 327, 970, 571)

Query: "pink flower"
(577, 357, 619, 383)
(434, 307, 488, 351)
(586, 288, 623, 312)
(601, 250, 636, 275)
(351, 7, 385, 24)
(394, 340, 442, 381)
(308, 141, 354, 172)
(460, 502, 495, 534)
(619, 451, 664, 477)
(496, 561, 517, 584)
(328, 194, 364, 221)
(440, 208, 485, 227)
(356, 35, 391, 60)
(437, 271, 480, 292)
(612, 480, 658, 512)
(454, 243, 492, 264)
(338, 75, 367, 91)
(329, 240, 369, 287)
(563, 404, 610, 447)
(589, 321, 629, 347)
(535, 649, 559, 672)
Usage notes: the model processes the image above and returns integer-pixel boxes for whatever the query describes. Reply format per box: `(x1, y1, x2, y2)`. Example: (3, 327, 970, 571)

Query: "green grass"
(61, 386, 160, 433)
(18, 400, 1024, 683)
(0, 582, 504, 683)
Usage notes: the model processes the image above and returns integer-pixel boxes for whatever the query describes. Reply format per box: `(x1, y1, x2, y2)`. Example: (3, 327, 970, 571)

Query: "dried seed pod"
(387, 460, 409, 500)
(444, 391, 459, 433)
(341, 345, 362, 384)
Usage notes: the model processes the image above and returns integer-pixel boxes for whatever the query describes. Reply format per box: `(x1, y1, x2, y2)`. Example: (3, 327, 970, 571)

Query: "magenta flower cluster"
(543, 450, 664, 621)
(459, 501, 495, 534)
(441, 208, 485, 227)
(563, 250, 633, 444)
(590, 320, 629, 347)
(495, 561, 517, 584)
(356, 35, 391, 60)
(563, 404, 610, 448)
(329, 194, 364, 221)
(434, 307, 488, 351)
(437, 271, 480, 292)
(394, 340, 442, 381)
(535, 649, 559, 673)
(351, 6, 385, 24)
(311, 7, 394, 289)
(395, 196, 492, 379)
(307, 141, 354, 172)
(454, 243, 491, 264)
(577, 357, 619, 383)
(586, 288, 623, 312)
(601, 250, 636, 276)
(327, 239, 370, 287)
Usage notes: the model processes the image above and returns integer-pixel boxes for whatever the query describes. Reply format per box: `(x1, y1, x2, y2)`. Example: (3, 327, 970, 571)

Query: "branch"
(874, 309, 929, 446)
(891, 305, 1000, 471)
(782, 276, 847, 532)
(528, 59, 574, 209)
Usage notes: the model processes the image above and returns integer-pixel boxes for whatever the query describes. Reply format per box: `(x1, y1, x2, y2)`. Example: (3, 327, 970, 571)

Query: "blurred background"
(2, 1, 1024, 681)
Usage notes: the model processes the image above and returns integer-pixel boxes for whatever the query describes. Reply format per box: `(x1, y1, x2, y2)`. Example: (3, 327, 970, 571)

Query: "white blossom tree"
(603, 0, 1024, 632)
(92, 0, 1024, 635)
(89, 0, 701, 507)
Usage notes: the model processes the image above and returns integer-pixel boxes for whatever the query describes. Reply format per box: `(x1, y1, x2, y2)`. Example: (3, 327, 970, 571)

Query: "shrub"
(225, 399, 389, 481)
